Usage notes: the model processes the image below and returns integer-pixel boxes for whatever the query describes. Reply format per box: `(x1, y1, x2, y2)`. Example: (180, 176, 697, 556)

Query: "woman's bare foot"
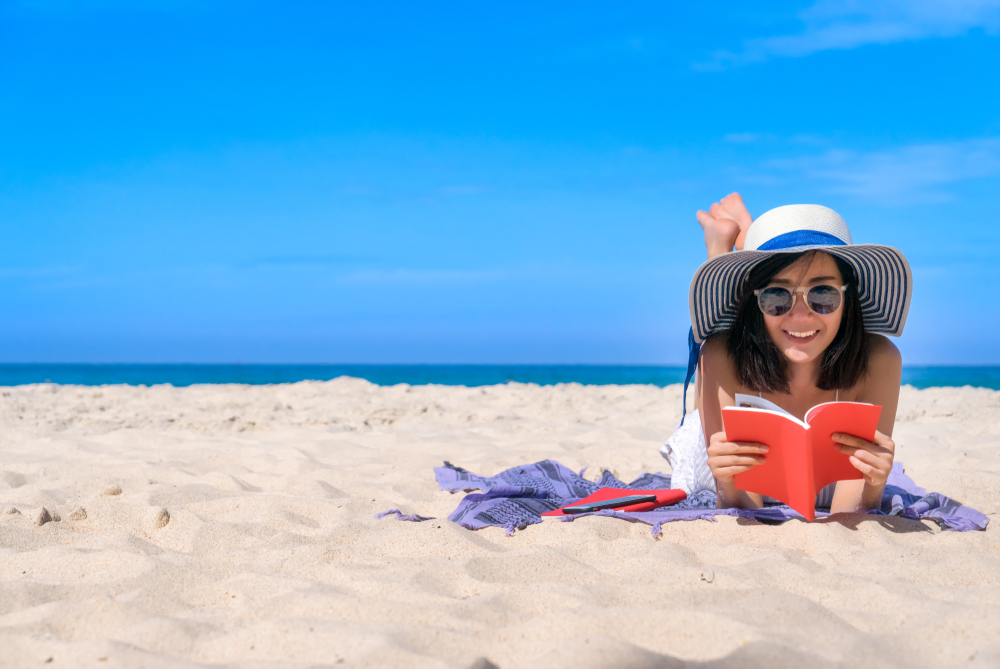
(696, 192, 753, 259)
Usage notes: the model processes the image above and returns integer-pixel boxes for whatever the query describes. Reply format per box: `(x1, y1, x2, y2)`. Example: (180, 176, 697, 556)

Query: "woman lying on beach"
(687, 195, 912, 513)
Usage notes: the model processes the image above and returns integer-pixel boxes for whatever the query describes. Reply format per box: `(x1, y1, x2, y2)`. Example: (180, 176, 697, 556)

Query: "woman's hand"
(833, 430, 895, 486)
(707, 430, 768, 482)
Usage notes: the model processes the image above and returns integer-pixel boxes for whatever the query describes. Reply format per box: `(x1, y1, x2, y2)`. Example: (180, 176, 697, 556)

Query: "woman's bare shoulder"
(700, 333, 728, 365)
(867, 333, 902, 371)
(856, 334, 902, 401)
(699, 334, 739, 387)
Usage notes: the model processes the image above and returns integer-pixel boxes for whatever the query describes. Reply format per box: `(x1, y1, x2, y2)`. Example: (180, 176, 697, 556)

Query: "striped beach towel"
(425, 460, 988, 537)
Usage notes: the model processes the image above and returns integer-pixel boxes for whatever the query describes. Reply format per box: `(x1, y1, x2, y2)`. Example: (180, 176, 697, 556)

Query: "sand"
(1, 379, 998, 669)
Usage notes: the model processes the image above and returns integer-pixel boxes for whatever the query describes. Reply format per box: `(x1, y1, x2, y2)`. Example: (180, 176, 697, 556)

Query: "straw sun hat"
(688, 204, 913, 343)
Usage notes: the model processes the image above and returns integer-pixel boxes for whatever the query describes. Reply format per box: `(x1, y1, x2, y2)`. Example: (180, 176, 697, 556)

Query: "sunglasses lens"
(758, 287, 793, 316)
(807, 285, 843, 314)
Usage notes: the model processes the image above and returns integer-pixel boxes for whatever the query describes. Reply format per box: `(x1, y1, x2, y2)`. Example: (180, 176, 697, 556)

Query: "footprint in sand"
(68, 507, 87, 521)
(315, 480, 349, 499)
(147, 507, 170, 529)
(467, 659, 500, 669)
(1, 471, 28, 489)
(102, 484, 123, 496)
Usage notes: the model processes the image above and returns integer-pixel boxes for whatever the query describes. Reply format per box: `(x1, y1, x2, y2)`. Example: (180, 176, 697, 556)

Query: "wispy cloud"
(0, 265, 85, 280)
(5, 261, 518, 293)
(755, 137, 1000, 203)
(336, 267, 510, 286)
(247, 254, 372, 268)
(698, 0, 1000, 70)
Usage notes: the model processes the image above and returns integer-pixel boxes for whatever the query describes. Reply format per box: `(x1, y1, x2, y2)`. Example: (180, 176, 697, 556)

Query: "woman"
(684, 203, 912, 514)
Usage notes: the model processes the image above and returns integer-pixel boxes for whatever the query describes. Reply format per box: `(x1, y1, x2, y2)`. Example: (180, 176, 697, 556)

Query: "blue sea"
(1, 364, 998, 390)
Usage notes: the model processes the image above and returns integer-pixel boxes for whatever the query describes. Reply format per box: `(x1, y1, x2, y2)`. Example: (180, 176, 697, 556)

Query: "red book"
(541, 487, 687, 516)
(722, 397, 881, 521)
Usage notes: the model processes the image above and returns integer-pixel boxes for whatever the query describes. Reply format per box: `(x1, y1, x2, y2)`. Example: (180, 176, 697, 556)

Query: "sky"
(1, 0, 999, 364)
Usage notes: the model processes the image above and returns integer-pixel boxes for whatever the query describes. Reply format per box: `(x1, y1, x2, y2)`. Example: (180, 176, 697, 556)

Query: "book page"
(734, 393, 794, 417)
(804, 400, 872, 424)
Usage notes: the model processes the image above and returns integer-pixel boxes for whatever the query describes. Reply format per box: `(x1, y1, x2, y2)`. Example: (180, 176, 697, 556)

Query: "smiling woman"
(729, 251, 866, 394)
(688, 205, 912, 516)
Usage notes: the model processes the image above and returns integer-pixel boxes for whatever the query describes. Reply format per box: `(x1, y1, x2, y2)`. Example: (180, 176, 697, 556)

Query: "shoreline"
(3, 364, 1000, 391)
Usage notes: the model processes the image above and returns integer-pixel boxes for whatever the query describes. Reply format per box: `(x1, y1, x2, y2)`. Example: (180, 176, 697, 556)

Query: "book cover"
(722, 398, 881, 520)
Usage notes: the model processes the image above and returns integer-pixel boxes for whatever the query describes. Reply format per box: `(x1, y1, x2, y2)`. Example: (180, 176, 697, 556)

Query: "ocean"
(1, 364, 998, 390)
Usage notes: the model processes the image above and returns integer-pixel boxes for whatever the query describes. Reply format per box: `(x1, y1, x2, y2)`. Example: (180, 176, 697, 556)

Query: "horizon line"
(2, 362, 998, 368)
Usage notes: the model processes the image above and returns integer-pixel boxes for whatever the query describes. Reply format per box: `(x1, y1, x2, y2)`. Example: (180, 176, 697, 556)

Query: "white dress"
(659, 408, 837, 508)
(659, 409, 716, 496)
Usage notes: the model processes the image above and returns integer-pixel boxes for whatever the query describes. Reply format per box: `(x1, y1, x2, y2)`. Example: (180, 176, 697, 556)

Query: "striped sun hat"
(688, 204, 913, 343)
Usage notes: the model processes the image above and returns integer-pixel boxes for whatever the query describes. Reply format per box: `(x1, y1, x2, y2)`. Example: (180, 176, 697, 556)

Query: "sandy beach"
(1, 379, 998, 668)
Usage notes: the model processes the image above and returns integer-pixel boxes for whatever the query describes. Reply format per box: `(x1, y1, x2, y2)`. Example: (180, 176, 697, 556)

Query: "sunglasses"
(754, 284, 847, 317)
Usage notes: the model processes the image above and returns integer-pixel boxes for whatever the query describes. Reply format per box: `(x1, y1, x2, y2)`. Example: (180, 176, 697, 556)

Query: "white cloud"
(758, 137, 1000, 203)
(698, 0, 1000, 70)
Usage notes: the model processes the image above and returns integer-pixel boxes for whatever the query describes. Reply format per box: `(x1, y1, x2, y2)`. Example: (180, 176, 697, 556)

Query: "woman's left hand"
(832, 430, 895, 486)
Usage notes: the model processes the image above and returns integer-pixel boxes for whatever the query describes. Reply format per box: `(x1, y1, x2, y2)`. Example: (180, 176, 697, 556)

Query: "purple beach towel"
(427, 459, 989, 537)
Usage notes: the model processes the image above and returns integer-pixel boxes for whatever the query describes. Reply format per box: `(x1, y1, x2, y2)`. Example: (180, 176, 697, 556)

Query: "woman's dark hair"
(724, 251, 869, 394)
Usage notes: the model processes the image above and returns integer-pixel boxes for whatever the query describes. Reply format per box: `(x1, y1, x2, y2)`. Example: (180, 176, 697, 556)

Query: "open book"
(722, 394, 881, 520)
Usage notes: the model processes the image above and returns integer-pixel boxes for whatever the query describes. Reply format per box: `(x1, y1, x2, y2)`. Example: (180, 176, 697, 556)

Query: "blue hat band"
(756, 230, 848, 251)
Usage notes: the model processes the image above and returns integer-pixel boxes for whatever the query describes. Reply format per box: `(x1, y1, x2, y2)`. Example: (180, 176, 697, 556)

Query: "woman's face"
(762, 252, 844, 365)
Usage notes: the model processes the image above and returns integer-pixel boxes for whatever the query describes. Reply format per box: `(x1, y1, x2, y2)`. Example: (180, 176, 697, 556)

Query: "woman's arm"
(698, 336, 767, 509)
(829, 335, 903, 513)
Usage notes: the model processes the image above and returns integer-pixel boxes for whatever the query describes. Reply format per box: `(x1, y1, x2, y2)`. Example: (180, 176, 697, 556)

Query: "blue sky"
(2, 0, 999, 364)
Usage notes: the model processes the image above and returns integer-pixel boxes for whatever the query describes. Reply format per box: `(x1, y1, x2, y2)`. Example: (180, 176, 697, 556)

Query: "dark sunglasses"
(754, 284, 847, 317)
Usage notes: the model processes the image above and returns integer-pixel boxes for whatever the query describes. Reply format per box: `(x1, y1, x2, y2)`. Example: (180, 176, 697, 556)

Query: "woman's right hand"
(707, 430, 769, 482)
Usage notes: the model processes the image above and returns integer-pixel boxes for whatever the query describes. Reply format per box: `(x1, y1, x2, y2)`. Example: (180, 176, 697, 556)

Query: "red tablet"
(542, 487, 687, 516)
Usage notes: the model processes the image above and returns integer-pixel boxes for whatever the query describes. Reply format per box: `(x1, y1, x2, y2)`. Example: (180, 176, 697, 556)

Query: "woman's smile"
(777, 320, 826, 357)
(783, 329, 820, 342)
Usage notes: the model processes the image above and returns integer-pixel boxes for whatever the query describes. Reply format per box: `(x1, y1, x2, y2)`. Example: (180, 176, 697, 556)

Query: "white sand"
(1, 379, 998, 668)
